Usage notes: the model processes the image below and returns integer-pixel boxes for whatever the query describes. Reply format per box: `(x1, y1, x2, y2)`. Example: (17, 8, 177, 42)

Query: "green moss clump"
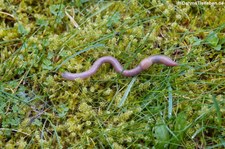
(0, 0, 225, 148)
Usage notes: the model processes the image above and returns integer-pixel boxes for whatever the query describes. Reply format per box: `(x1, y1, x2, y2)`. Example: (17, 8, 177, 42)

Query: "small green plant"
(50, 4, 65, 24)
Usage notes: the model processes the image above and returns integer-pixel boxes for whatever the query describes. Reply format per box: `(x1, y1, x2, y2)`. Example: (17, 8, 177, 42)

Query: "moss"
(1, 0, 225, 148)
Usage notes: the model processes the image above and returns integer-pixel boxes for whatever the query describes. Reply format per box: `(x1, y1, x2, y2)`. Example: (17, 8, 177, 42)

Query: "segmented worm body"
(62, 55, 178, 80)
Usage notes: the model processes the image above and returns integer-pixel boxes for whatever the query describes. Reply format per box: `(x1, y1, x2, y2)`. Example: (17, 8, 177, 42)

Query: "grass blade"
(48, 119, 62, 149)
(212, 95, 222, 126)
(55, 43, 105, 71)
(168, 83, 173, 119)
(118, 77, 137, 108)
(80, 2, 113, 26)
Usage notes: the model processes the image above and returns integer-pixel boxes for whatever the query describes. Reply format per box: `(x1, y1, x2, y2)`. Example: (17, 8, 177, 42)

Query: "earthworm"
(62, 55, 178, 80)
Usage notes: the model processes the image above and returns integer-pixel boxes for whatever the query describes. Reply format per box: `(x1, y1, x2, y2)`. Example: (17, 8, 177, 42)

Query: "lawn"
(0, 0, 225, 148)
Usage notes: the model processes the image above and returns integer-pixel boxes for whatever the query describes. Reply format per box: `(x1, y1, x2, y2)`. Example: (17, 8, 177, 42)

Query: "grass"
(0, 0, 225, 148)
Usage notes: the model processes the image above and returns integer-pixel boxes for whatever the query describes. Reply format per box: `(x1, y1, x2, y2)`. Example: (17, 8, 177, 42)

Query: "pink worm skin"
(62, 55, 178, 80)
